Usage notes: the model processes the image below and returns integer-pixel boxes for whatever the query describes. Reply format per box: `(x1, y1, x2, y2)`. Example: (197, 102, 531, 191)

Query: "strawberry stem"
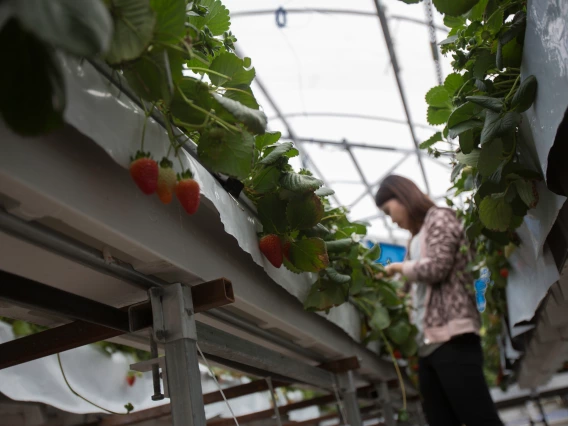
(379, 331, 407, 411)
(57, 353, 132, 415)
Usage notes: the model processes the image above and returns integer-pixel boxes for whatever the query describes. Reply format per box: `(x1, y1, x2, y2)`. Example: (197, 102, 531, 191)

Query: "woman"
(375, 175, 503, 426)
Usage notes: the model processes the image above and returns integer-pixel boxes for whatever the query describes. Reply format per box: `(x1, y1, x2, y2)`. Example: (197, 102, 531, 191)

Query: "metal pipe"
(268, 112, 437, 131)
(372, 0, 432, 195)
(342, 140, 394, 241)
(203, 309, 325, 362)
(230, 8, 448, 31)
(0, 208, 165, 290)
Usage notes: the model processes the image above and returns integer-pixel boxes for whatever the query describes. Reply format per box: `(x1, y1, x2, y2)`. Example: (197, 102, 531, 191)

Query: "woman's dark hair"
(375, 175, 435, 235)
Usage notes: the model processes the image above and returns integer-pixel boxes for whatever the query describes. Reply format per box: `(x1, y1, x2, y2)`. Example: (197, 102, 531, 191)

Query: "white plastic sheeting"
(0, 322, 320, 420)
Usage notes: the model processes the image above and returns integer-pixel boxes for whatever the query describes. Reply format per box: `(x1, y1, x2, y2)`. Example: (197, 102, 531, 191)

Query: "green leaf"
(459, 130, 475, 154)
(466, 96, 503, 113)
(425, 86, 451, 108)
(397, 0, 422, 3)
(478, 138, 503, 177)
(287, 193, 324, 230)
(427, 106, 452, 126)
(197, 128, 254, 179)
(456, 150, 480, 167)
(500, 12, 526, 45)
(105, 0, 156, 65)
(466, 0, 488, 21)
(400, 337, 418, 357)
(304, 279, 347, 311)
(260, 142, 294, 165)
(285, 148, 300, 159)
(444, 73, 464, 95)
(378, 285, 402, 308)
(12, 320, 34, 337)
(315, 187, 335, 197)
(479, 196, 512, 231)
(0, 20, 65, 136)
(365, 244, 381, 261)
(501, 39, 523, 68)
(280, 173, 323, 193)
(250, 166, 281, 194)
(170, 78, 213, 125)
(257, 194, 288, 234)
(514, 180, 538, 209)
(256, 132, 282, 151)
(448, 102, 479, 128)
(150, 0, 185, 43)
(486, 8, 504, 35)
(283, 256, 303, 274)
(209, 52, 255, 87)
(326, 239, 355, 253)
(290, 238, 329, 272)
(223, 86, 260, 110)
(448, 119, 483, 139)
(123, 49, 177, 104)
(481, 111, 521, 145)
(451, 163, 465, 182)
(433, 0, 480, 16)
(326, 268, 351, 284)
(439, 35, 458, 45)
(473, 51, 496, 80)
(187, 0, 230, 36)
(511, 75, 537, 113)
(443, 16, 466, 29)
(387, 320, 412, 344)
(213, 94, 267, 135)
(370, 305, 390, 330)
(16, 0, 112, 56)
(304, 223, 332, 238)
(350, 268, 366, 296)
(420, 132, 443, 149)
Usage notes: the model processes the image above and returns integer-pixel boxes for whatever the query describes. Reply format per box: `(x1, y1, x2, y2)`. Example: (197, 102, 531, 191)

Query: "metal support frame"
(337, 370, 363, 426)
(377, 382, 396, 426)
(372, 0, 431, 196)
(230, 8, 448, 32)
(150, 283, 206, 426)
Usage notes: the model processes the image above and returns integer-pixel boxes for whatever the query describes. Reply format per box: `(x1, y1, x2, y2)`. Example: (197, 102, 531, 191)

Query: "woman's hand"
(385, 262, 404, 277)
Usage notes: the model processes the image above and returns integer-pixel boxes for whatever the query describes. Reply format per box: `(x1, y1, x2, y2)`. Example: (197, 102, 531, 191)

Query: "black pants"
(418, 333, 503, 426)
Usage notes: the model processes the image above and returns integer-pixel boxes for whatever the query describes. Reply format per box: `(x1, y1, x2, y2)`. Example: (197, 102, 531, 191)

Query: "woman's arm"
(401, 208, 462, 284)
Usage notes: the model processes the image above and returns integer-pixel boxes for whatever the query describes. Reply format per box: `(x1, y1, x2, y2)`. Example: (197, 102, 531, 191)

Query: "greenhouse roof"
(222, 0, 455, 244)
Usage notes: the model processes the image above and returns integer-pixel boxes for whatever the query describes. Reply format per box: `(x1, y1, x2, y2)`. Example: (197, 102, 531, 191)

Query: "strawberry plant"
(400, 0, 539, 388)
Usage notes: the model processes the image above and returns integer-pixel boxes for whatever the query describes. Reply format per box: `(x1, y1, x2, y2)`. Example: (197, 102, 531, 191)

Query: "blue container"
(364, 241, 407, 265)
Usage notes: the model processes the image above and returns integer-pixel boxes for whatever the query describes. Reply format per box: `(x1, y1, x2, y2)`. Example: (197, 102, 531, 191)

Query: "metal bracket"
(130, 356, 170, 399)
(149, 284, 198, 344)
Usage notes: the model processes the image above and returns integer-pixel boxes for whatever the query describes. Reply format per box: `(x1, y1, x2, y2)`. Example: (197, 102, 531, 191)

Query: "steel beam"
(348, 153, 411, 210)
(196, 322, 336, 390)
(338, 370, 363, 426)
(372, 0, 431, 195)
(0, 279, 234, 370)
(269, 112, 436, 131)
(230, 8, 447, 31)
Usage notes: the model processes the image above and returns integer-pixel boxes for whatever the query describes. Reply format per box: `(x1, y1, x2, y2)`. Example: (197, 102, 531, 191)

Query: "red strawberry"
(282, 240, 291, 261)
(157, 158, 176, 204)
(126, 375, 136, 387)
(500, 268, 509, 278)
(412, 363, 419, 372)
(130, 151, 158, 195)
(176, 171, 200, 215)
(259, 234, 283, 268)
(393, 350, 402, 360)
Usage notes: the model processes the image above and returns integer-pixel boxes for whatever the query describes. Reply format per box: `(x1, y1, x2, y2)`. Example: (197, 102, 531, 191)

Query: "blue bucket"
(364, 241, 407, 265)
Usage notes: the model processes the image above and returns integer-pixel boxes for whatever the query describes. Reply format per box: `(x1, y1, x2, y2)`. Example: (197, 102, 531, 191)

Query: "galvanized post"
(376, 382, 395, 426)
(414, 400, 427, 426)
(150, 283, 206, 426)
(336, 370, 362, 426)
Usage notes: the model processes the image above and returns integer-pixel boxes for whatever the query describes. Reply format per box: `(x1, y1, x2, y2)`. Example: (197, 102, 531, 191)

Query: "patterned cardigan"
(402, 207, 481, 345)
